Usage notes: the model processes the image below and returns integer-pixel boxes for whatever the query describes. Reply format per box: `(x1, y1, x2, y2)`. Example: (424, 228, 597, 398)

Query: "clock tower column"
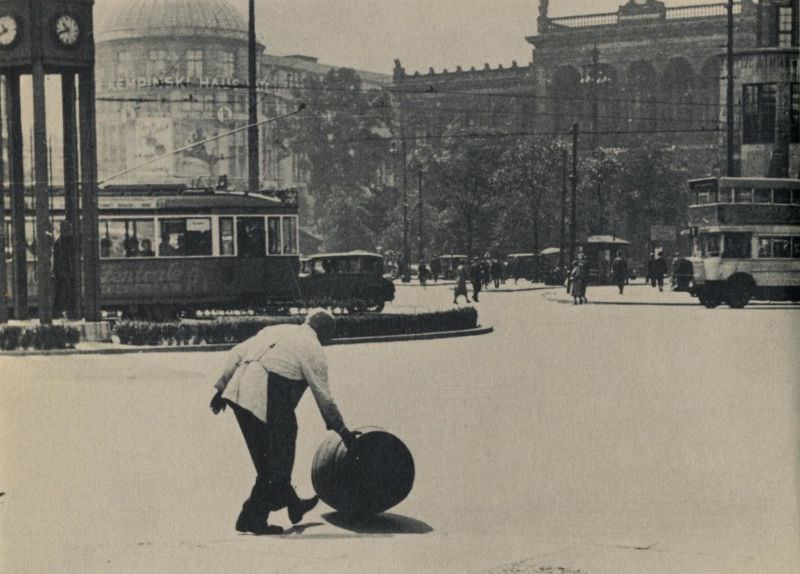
(0, 0, 100, 323)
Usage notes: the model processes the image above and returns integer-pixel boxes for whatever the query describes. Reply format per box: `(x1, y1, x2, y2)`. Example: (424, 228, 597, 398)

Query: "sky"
(96, 0, 707, 76)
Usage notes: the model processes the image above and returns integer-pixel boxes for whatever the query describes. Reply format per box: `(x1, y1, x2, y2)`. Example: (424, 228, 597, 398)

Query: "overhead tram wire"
(97, 78, 731, 114)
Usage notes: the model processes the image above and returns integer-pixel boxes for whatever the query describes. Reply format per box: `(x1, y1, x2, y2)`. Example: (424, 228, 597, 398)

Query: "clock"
(0, 14, 19, 47)
(54, 14, 80, 47)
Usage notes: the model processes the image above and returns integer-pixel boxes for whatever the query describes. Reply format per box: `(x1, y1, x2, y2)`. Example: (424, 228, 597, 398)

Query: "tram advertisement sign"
(650, 224, 676, 242)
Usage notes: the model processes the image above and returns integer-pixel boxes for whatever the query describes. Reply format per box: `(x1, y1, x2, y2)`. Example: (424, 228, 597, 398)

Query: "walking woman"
(569, 260, 587, 305)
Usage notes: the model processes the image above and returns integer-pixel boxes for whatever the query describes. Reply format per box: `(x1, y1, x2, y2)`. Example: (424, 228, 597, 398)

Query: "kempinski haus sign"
(104, 76, 275, 92)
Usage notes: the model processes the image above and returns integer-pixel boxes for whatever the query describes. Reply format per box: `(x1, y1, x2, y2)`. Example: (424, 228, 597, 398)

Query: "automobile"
(298, 251, 395, 313)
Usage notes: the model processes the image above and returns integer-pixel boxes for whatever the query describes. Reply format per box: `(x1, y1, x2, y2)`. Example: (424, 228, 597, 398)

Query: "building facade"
(529, 0, 763, 171)
(728, 0, 799, 177)
(94, 0, 389, 191)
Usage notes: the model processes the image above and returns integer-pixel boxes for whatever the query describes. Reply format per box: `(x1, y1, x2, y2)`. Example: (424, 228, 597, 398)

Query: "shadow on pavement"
(322, 511, 433, 534)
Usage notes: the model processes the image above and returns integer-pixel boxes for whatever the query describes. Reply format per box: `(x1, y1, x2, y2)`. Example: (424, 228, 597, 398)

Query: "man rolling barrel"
(210, 309, 357, 535)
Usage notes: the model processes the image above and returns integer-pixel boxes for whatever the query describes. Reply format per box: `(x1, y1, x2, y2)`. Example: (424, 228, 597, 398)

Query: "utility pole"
(590, 45, 600, 150)
(247, 0, 259, 194)
(559, 147, 567, 272)
(569, 123, 579, 266)
(399, 94, 410, 282)
(726, 0, 736, 176)
(417, 167, 423, 262)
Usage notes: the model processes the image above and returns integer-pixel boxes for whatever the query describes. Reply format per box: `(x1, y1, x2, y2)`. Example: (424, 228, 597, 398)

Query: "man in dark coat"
(469, 258, 483, 302)
(652, 251, 668, 292)
(611, 250, 628, 295)
(52, 221, 75, 318)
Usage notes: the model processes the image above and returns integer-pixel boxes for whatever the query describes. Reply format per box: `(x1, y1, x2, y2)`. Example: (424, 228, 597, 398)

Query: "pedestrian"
(210, 309, 358, 535)
(509, 258, 521, 285)
(652, 250, 667, 292)
(52, 221, 75, 318)
(418, 262, 429, 287)
(491, 259, 503, 289)
(671, 251, 683, 290)
(646, 252, 656, 288)
(453, 263, 470, 304)
(611, 250, 628, 295)
(569, 259, 587, 305)
(470, 258, 483, 302)
(430, 257, 441, 283)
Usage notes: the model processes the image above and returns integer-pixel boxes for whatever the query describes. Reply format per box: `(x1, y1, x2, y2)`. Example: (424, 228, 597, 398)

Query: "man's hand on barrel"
(209, 390, 227, 415)
(338, 427, 361, 448)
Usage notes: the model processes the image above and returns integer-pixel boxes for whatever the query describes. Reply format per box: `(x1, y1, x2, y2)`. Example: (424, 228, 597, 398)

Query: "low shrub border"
(113, 308, 478, 347)
(0, 324, 81, 351)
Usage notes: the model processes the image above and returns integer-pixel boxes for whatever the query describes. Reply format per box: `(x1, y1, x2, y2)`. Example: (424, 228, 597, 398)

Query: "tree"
(429, 135, 505, 258)
(290, 68, 391, 250)
(491, 137, 564, 256)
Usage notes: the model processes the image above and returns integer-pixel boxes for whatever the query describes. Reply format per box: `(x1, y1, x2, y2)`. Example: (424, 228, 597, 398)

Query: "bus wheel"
(698, 288, 721, 309)
(726, 277, 752, 309)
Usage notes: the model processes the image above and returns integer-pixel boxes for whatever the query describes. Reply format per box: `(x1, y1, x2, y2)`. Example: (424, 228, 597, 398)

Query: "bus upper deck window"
(717, 188, 732, 203)
(734, 188, 752, 203)
(793, 237, 800, 258)
(753, 188, 771, 203)
(773, 188, 791, 204)
(791, 189, 800, 205)
(772, 237, 791, 258)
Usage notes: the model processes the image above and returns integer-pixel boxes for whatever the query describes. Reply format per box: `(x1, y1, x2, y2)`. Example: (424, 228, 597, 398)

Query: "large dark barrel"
(311, 427, 415, 518)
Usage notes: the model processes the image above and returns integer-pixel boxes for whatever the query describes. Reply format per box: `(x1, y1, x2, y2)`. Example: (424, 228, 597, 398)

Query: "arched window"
(627, 61, 657, 131)
(662, 58, 696, 125)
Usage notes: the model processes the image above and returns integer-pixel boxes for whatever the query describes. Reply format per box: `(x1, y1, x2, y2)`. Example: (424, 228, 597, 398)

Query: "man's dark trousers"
(230, 372, 307, 523)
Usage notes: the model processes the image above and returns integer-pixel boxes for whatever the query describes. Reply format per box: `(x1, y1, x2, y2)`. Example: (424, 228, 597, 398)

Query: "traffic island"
(0, 308, 491, 355)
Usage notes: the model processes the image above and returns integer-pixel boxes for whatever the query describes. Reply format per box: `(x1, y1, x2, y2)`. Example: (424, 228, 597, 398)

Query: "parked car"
(298, 251, 395, 313)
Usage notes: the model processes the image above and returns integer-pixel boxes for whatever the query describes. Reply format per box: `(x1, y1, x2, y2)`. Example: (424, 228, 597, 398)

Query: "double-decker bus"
(687, 177, 800, 308)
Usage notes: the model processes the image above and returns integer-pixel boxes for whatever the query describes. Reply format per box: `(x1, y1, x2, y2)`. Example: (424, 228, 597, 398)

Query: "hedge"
(113, 308, 478, 347)
(0, 325, 81, 351)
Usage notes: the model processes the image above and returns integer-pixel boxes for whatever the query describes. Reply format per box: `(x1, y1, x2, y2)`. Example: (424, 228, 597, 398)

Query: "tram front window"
(722, 233, 752, 258)
(237, 217, 265, 257)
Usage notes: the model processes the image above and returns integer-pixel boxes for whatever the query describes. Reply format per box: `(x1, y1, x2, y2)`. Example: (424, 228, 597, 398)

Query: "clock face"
(54, 14, 80, 46)
(0, 14, 19, 47)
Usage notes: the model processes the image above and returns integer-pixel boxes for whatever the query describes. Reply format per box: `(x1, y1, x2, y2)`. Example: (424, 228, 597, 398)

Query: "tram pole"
(559, 147, 567, 272)
(417, 166, 423, 263)
(247, 0, 259, 195)
(569, 122, 579, 267)
(726, 0, 736, 177)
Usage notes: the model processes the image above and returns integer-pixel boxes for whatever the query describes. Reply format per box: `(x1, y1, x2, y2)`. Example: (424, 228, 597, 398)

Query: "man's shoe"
(236, 518, 284, 535)
(288, 495, 319, 525)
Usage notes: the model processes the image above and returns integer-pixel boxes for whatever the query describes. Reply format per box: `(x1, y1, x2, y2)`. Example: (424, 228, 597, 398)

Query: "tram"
(4, 184, 303, 319)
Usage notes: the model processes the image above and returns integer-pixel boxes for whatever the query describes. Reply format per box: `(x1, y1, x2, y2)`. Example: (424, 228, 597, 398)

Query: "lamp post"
(580, 45, 610, 150)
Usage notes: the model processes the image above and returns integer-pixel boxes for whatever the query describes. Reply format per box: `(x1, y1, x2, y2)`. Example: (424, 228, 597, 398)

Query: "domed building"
(94, 0, 389, 190)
